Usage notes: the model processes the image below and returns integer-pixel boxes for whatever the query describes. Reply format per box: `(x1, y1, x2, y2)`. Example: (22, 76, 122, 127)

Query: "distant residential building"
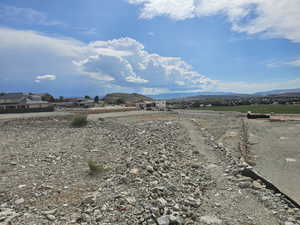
(136, 100, 166, 111)
(55, 98, 95, 108)
(0, 93, 54, 113)
(155, 100, 167, 110)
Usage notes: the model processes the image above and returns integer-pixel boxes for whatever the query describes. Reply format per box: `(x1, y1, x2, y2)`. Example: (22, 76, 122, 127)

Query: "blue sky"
(1, 0, 300, 96)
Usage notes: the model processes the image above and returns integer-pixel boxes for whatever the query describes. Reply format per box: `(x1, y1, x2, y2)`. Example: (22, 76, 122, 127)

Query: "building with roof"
(136, 100, 166, 111)
(0, 93, 54, 113)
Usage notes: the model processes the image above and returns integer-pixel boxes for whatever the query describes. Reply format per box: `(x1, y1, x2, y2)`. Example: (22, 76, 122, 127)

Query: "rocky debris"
(0, 208, 20, 225)
(0, 112, 298, 225)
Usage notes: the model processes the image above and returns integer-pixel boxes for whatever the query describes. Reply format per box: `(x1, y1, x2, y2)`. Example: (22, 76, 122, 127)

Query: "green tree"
(115, 98, 125, 105)
(94, 96, 99, 103)
(42, 93, 55, 102)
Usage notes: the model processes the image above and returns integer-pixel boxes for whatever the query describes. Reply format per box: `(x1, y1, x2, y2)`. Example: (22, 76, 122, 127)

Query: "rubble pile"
(0, 113, 299, 225)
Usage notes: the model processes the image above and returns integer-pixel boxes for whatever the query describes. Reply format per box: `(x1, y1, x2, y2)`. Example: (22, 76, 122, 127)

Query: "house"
(0, 93, 54, 113)
(136, 100, 167, 111)
(55, 98, 95, 108)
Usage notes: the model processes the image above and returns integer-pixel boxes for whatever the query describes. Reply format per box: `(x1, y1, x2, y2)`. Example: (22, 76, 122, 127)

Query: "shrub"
(87, 160, 109, 175)
(71, 114, 88, 127)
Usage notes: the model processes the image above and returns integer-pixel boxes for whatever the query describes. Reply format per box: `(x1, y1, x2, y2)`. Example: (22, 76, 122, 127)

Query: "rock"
(192, 150, 200, 155)
(70, 212, 81, 223)
(157, 215, 170, 225)
(169, 214, 183, 224)
(252, 180, 264, 190)
(42, 209, 57, 215)
(191, 163, 201, 169)
(158, 198, 168, 207)
(150, 207, 160, 217)
(81, 213, 91, 222)
(200, 215, 223, 225)
(18, 184, 26, 189)
(206, 164, 218, 170)
(45, 214, 56, 221)
(125, 197, 136, 204)
(239, 182, 251, 189)
(15, 198, 24, 205)
(130, 168, 139, 175)
(173, 204, 180, 211)
(284, 222, 295, 225)
(185, 197, 201, 208)
(218, 143, 224, 148)
(146, 165, 154, 173)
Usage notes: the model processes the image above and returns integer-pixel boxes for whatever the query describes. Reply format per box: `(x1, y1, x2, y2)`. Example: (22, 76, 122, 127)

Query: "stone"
(42, 209, 57, 215)
(284, 222, 295, 225)
(45, 214, 56, 221)
(169, 214, 183, 224)
(15, 198, 24, 205)
(191, 163, 201, 169)
(157, 215, 170, 225)
(158, 198, 168, 207)
(130, 168, 139, 175)
(150, 207, 160, 217)
(125, 197, 136, 204)
(239, 182, 251, 189)
(252, 180, 264, 190)
(200, 215, 222, 225)
(147, 165, 154, 173)
(70, 212, 81, 223)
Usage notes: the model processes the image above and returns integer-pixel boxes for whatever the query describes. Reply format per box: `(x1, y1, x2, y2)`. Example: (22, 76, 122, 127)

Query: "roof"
(0, 93, 27, 100)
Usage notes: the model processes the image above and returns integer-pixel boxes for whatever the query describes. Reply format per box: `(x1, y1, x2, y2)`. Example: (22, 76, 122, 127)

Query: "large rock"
(200, 215, 223, 225)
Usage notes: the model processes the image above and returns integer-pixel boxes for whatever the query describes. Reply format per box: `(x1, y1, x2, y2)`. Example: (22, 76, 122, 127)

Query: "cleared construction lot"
(1, 110, 300, 224)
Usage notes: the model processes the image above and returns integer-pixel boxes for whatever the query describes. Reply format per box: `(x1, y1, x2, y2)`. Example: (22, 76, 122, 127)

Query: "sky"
(0, 0, 300, 97)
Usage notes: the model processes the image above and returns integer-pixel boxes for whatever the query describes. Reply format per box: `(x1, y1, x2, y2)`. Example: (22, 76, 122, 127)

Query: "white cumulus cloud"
(74, 37, 214, 91)
(1, 27, 299, 95)
(289, 59, 300, 67)
(35, 74, 56, 83)
(128, 0, 300, 43)
(0, 27, 214, 93)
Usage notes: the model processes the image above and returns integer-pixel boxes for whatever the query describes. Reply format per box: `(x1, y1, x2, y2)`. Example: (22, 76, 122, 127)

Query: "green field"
(195, 104, 300, 114)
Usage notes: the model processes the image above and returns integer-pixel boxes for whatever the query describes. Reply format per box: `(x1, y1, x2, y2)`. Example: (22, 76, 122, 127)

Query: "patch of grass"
(71, 114, 88, 127)
(194, 104, 300, 114)
(87, 160, 109, 175)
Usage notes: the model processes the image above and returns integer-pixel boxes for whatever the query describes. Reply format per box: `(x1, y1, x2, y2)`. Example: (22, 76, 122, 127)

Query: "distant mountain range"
(253, 88, 300, 96)
(147, 88, 300, 100)
(147, 92, 236, 99)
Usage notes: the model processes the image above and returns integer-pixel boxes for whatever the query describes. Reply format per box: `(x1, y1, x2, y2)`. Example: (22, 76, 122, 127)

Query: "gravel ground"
(0, 111, 299, 225)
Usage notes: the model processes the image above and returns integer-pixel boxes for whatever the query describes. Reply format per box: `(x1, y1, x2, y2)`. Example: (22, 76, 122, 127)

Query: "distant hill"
(166, 94, 251, 102)
(254, 88, 300, 96)
(148, 91, 235, 100)
(102, 93, 152, 104)
(149, 88, 300, 100)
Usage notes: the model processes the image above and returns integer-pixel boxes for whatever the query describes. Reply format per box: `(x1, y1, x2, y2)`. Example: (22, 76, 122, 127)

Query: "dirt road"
(179, 114, 280, 225)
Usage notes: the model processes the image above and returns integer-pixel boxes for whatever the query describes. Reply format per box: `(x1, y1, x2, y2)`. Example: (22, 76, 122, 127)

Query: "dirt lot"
(0, 111, 299, 225)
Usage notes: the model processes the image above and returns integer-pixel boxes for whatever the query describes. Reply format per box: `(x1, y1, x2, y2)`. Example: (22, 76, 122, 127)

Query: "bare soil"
(0, 111, 299, 225)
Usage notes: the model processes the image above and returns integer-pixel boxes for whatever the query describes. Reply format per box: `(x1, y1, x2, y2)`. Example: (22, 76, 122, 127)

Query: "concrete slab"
(248, 119, 300, 205)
